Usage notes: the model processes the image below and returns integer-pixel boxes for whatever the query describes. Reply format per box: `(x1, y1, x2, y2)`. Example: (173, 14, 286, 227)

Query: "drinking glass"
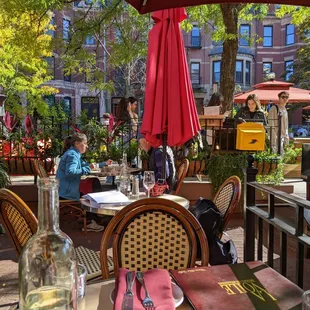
(143, 171, 155, 198)
(303, 290, 310, 309)
(77, 264, 87, 299)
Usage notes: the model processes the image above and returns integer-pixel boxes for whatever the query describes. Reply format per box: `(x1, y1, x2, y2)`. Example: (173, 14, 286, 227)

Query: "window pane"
(191, 26, 200, 47)
(285, 60, 293, 80)
(286, 24, 294, 45)
(46, 57, 55, 79)
(213, 61, 221, 83)
(191, 63, 200, 84)
(235, 61, 243, 83)
(85, 35, 95, 45)
(47, 17, 55, 38)
(63, 19, 70, 41)
(245, 61, 251, 85)
(263, 26, 273, 47)
(240, 25, 250, 46)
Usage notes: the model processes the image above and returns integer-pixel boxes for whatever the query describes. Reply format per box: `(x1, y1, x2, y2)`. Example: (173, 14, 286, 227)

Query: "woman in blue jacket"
(56, 133, 106, 232)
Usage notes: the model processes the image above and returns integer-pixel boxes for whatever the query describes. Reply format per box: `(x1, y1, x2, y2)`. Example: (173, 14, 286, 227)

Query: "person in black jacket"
(234, 94, 267, 126)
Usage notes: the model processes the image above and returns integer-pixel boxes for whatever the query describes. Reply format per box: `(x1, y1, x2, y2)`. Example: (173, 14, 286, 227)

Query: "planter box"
(283, 163, 301, 178)
(255, 185, 294, 204)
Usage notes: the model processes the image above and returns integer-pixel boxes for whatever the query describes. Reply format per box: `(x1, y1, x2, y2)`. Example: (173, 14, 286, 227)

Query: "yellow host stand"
(236, 122, 265, 151)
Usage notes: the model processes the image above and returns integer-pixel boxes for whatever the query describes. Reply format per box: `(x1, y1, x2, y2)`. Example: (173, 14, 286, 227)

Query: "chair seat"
(76, 246, 114, 280)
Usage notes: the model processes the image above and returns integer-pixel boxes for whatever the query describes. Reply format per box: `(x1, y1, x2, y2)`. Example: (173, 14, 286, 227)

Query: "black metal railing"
(244, 154, 310, 288)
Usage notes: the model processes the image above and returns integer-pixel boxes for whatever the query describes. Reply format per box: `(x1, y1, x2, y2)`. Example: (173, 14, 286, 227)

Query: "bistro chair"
(33, 159, 87, 236)
(0, 188, 113, 281)
(100, 198, 209, 279)
(173, 158, 189, 195)
(0, 188, 38, 255)
(213, 175, 241, 237)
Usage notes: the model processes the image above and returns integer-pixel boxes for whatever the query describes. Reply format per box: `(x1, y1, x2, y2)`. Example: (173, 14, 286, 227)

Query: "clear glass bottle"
(19, 178, 77, 310)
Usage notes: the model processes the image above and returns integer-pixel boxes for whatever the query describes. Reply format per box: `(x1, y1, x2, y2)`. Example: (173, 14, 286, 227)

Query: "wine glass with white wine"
(143, 171, 155, 198)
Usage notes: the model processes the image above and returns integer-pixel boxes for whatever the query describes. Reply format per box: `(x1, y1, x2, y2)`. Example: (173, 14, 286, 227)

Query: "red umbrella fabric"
(234, 80, 310, 104)
(126, 0, 310, 14)
(140, 8, 200, 148)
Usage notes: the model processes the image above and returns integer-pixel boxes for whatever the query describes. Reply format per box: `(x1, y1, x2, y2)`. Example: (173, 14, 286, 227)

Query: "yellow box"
(236, 122, 265, 151)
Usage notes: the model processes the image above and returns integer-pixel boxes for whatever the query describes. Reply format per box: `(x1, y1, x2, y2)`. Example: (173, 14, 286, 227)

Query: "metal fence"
(244, 154, 310, 288)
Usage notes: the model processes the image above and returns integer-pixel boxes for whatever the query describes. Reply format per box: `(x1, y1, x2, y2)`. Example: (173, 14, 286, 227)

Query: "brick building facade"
(47, 4, 304, 122)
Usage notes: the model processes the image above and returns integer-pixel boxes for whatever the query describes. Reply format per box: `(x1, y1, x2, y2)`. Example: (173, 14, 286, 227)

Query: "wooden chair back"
(100, 198, 209, 279)
(213, 175, 241, 234)
(33, 159, 49, 178)
(173, 158, 189, 195)
(0, 189, 38, 256)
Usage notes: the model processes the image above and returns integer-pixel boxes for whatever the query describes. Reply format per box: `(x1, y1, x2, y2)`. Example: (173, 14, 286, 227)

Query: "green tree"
(184, 4, 269, 112)
(0, 1, 62, 116)
(276, 6, 310, 89)
(61, 1, 151, 98)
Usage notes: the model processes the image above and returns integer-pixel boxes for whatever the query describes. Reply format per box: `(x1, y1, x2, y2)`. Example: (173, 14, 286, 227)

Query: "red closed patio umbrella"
(126, 0, 310, 14)
(140, 7, 200, 149)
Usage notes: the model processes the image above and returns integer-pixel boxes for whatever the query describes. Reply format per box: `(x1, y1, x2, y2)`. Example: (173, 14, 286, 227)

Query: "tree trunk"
(219, 4, 243, 112)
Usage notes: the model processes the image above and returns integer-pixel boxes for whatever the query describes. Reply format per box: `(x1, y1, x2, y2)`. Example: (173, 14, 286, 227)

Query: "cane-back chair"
(213, 175, 241, 236)
(0, 188, 112, 280)
(173, 158, 189, 195)
(100, 198, 209, 279)
(33, 159, 87, 236)
(0, 188, 38, 255)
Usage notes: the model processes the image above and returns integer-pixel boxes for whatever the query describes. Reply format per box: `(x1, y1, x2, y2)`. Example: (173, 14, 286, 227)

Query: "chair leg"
(83, 210, 87, 237)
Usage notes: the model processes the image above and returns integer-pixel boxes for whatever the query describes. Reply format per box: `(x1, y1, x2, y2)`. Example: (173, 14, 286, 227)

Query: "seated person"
(56, 133, 111, 232)
(138, 134, 177, 193)
(234, 94, 267, 126)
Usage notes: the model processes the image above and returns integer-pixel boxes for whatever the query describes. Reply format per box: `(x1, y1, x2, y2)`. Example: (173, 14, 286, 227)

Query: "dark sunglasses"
(280, 96, 289, 99)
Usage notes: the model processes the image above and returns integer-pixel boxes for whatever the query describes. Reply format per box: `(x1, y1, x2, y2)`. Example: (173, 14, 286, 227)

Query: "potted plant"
(282, 144, 302, 178)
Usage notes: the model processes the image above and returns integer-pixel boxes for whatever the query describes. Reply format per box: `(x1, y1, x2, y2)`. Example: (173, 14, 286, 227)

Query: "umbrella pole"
(162, 133, 167, 180)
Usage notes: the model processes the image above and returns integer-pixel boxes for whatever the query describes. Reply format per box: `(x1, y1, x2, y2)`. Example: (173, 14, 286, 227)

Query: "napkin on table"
(114, 268, 175, 310)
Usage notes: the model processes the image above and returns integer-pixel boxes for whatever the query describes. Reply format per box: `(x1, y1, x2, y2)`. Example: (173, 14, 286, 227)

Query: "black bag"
(189, 198, 238, 265)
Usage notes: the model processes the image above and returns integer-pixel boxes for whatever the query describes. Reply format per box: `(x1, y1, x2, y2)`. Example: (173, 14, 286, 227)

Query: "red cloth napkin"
(114, 268, 175, 310)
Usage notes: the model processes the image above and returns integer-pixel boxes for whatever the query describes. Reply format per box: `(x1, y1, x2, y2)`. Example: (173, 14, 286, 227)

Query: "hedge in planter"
(207, 153, 248, 193)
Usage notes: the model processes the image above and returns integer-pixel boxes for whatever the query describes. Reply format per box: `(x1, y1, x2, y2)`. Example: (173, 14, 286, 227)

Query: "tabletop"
(78, 279, 192, 310)
(78, 262, 303, 310)
(80, 193, 190, 216)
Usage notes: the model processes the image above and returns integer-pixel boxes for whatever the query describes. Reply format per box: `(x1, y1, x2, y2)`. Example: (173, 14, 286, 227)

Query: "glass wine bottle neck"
(38, 178, 60, 231)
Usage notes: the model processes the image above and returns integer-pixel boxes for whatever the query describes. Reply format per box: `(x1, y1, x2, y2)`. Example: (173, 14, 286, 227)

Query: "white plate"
(110, 282, 184, 308)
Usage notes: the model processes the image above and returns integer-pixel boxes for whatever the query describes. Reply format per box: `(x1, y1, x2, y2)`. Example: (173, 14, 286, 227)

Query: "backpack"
(189, 198, 238, 266)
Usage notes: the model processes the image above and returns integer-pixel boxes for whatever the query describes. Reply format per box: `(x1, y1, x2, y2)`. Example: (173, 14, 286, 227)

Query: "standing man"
(268, 91, 290, 154)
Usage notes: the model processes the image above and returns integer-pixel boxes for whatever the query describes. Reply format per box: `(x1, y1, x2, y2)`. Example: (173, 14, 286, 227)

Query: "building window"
(64, 72, 71, 82)
(235, 60, 243, 83)
(212, 61, 221, 84)
(245, 61, 251, 85)
(85, 35, 95, 45)
(263, 62, 272, 77)
(190, 63, 200, 84)
(63, 97, 72, 117)
(285, 60, 294, 81)
(263, 26, 273, 47)
(239, 24, 250, 46)
(43, 95, 55, 107)
(63, 18, 70, 41)
(47, 17, 55, 38)
(45, 57, 55, 79)
(191, 26, 200, 47)
(286, 24, 294, 45)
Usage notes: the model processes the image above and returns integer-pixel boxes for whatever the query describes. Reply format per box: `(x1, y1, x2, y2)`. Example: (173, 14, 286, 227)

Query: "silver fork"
(136, 271, 155, 309)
